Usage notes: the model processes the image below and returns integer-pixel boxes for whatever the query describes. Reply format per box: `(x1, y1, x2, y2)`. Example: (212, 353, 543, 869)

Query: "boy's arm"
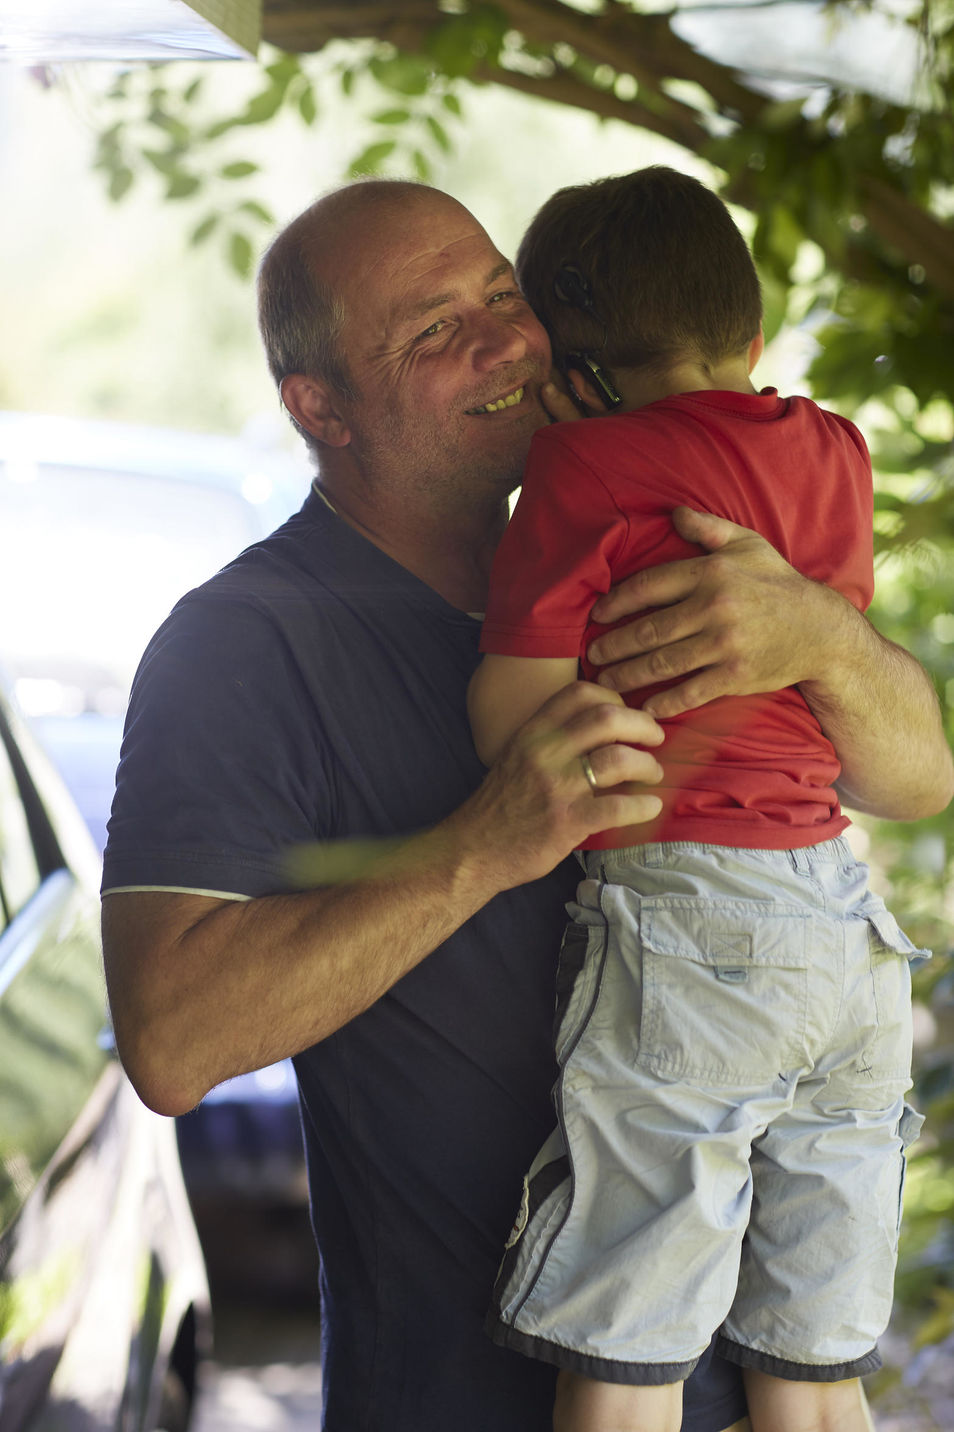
(468, 655, 579, 765)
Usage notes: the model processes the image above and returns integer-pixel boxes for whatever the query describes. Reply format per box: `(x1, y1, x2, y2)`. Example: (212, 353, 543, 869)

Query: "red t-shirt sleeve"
(480, 427, 629, 658)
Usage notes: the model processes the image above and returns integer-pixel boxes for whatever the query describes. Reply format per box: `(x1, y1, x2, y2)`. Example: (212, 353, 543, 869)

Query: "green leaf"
(142, 147, 180, 177)
(204, 116, 238, 140)
(264, 53, 302, 86)
(759, 203, 804, 275)
(369, 53, 431, 97)
(442, 92, 463, 117)
(149, 110, 191, 146)
(182, 77, 203, 104)
(298, 85, 318, 125)
(372, 108, 412, 125)
(425, 114, 451, 152)
(207, 84, 289, 137)
(245, 85, 290, 123)
(220, 160, 260, 179)
(426, 7, 508, 77)
(348, 139, 397, 177)
(97, 121, 124, 150)
(107, 166, 135, 202)
(228, 230, 254, 279)
(190, 213, 220, 246)
(758, 273, 789, 346)
(412, 148, 433, 182)
(238, 199, 275, 225)
(166, 172, 201, 200)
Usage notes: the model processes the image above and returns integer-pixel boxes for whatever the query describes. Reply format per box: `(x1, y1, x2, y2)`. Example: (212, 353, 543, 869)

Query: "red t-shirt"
(480, 389, 874, 850)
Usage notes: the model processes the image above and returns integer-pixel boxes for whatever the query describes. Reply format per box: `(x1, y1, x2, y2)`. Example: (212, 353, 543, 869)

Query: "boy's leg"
(553, 1370, 683, 1432)
(742, 1370, 874, 1432)
(550, 1373, 753, 1432)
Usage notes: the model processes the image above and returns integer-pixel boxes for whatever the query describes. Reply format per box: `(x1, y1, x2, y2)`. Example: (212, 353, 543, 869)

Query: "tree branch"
(259, 0, 953, 306)
(471, 59, 707, 151)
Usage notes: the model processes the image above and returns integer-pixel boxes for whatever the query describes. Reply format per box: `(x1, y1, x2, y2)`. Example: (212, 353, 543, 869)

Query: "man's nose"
(468, 308, 528, 368)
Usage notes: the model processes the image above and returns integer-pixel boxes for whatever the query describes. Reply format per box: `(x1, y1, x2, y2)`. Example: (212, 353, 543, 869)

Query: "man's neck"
(317, 481, 508, 611)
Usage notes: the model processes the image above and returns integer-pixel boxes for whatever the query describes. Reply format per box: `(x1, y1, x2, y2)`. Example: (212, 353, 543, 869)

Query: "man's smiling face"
(327, 190, 553, 509)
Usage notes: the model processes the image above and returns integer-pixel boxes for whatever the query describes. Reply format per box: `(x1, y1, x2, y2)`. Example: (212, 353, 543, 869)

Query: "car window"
(0, 711, 108, 1235)
(0, 728, 42, 928)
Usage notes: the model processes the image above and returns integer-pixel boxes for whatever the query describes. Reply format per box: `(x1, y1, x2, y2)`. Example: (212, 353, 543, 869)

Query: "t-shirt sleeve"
(480, 428, 629, 658)
(102, 592, 330, 898)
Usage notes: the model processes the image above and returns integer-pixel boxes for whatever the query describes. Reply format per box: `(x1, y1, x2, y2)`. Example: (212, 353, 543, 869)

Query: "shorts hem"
(717, 1335, 882, 1382)
(486, 1314, 699, 1384)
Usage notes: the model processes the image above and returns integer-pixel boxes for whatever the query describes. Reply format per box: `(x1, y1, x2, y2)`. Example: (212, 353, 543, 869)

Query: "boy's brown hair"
(515, 167, 762, 379)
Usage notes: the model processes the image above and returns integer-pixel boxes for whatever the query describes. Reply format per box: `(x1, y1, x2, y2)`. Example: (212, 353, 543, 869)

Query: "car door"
(0, 698, 208, 1432)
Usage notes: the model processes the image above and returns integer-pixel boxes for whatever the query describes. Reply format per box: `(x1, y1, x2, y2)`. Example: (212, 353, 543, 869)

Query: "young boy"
(468, 167, 925, 1432)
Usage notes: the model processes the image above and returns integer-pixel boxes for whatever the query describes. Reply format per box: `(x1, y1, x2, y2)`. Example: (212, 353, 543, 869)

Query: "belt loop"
(788, 846, 811, 874)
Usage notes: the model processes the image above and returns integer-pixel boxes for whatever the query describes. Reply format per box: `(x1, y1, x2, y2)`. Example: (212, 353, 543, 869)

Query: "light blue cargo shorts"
(487, 838, 925, 1385)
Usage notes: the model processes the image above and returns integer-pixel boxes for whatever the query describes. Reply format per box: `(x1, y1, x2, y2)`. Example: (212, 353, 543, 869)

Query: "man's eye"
(415, 319, 446, 342)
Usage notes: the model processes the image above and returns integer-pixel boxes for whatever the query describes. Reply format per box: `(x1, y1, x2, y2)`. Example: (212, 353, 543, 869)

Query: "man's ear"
(280, 374, 352, 448)
(565, 366, 611, 417)
(747, 325, 765, 374)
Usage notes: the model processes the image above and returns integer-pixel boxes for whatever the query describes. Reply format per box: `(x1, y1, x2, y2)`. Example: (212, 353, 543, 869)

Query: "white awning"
(0, 0, 261, 62)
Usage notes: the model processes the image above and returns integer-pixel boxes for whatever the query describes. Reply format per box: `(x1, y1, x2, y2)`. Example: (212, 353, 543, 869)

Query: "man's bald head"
(257, 180, 467, 404)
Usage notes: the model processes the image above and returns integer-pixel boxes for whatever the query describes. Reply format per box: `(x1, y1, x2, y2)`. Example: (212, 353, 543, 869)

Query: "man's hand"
(586, 506, 953, 820)
(456, 682, 664, 890)
(587, 507, 833, 718)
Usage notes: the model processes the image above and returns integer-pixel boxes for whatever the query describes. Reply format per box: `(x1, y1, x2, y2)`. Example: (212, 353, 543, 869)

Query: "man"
(102, 180, 952, 1432)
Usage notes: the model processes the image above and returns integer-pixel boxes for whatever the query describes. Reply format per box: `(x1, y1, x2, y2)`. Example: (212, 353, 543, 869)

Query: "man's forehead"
(388, 255, 514, 325)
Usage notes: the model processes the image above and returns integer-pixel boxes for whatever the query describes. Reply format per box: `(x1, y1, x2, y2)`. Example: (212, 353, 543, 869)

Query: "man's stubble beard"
(354, 409, 535, 522)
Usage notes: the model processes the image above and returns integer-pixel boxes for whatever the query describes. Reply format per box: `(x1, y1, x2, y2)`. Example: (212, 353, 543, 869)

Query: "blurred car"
(0, 409, 307, 851)
(0, 684, 210, 1430)
(0, 411, 315, 1295)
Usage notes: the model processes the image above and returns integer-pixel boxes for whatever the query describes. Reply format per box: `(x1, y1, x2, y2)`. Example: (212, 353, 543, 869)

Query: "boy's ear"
(747, 325, 765, 374)
(280, 374, 352, 448)
(565, 365, 612, 416)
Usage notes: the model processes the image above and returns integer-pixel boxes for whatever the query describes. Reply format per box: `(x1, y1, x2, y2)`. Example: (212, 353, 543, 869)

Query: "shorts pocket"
(627, 894, 812, 1086)
(861, 899, 926, 1082)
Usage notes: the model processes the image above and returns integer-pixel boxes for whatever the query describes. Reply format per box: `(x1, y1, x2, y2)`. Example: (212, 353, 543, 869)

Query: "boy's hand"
(587, 507, 830, 718)
(540, 377, 583, 424)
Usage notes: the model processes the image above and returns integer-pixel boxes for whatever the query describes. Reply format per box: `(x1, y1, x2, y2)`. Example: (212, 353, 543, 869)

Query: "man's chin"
(487, 411, 546, 482)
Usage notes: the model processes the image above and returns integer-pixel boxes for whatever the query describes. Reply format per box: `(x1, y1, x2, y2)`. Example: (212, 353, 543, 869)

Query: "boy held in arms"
(468, 167, 924, 1432)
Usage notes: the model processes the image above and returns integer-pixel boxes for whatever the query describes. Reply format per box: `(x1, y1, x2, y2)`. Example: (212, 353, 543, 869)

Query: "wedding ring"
(580, 754, 599, 792)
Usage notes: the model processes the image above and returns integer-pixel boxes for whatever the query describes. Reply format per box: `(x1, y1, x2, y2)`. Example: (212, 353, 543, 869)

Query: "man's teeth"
(470, 386, 524, 414)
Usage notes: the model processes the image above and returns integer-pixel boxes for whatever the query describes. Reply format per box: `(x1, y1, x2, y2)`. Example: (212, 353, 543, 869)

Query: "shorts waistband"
(584, 836, 856, 877)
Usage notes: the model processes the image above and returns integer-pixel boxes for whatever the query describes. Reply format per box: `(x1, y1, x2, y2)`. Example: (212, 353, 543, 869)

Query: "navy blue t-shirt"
(104, 489, 746, 1431)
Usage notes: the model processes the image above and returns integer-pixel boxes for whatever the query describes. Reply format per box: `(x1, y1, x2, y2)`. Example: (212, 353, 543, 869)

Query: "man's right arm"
(103, 682, 663, 1116)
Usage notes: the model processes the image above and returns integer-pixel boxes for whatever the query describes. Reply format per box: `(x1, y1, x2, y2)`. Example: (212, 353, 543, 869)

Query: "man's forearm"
(799, 595, 953, 820)
(103, 684, 666, 1117)
(103, 820, 510, 1117)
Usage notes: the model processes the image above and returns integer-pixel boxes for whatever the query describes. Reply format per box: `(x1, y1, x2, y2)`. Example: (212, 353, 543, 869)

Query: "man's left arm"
(587, 506, 953, 821)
